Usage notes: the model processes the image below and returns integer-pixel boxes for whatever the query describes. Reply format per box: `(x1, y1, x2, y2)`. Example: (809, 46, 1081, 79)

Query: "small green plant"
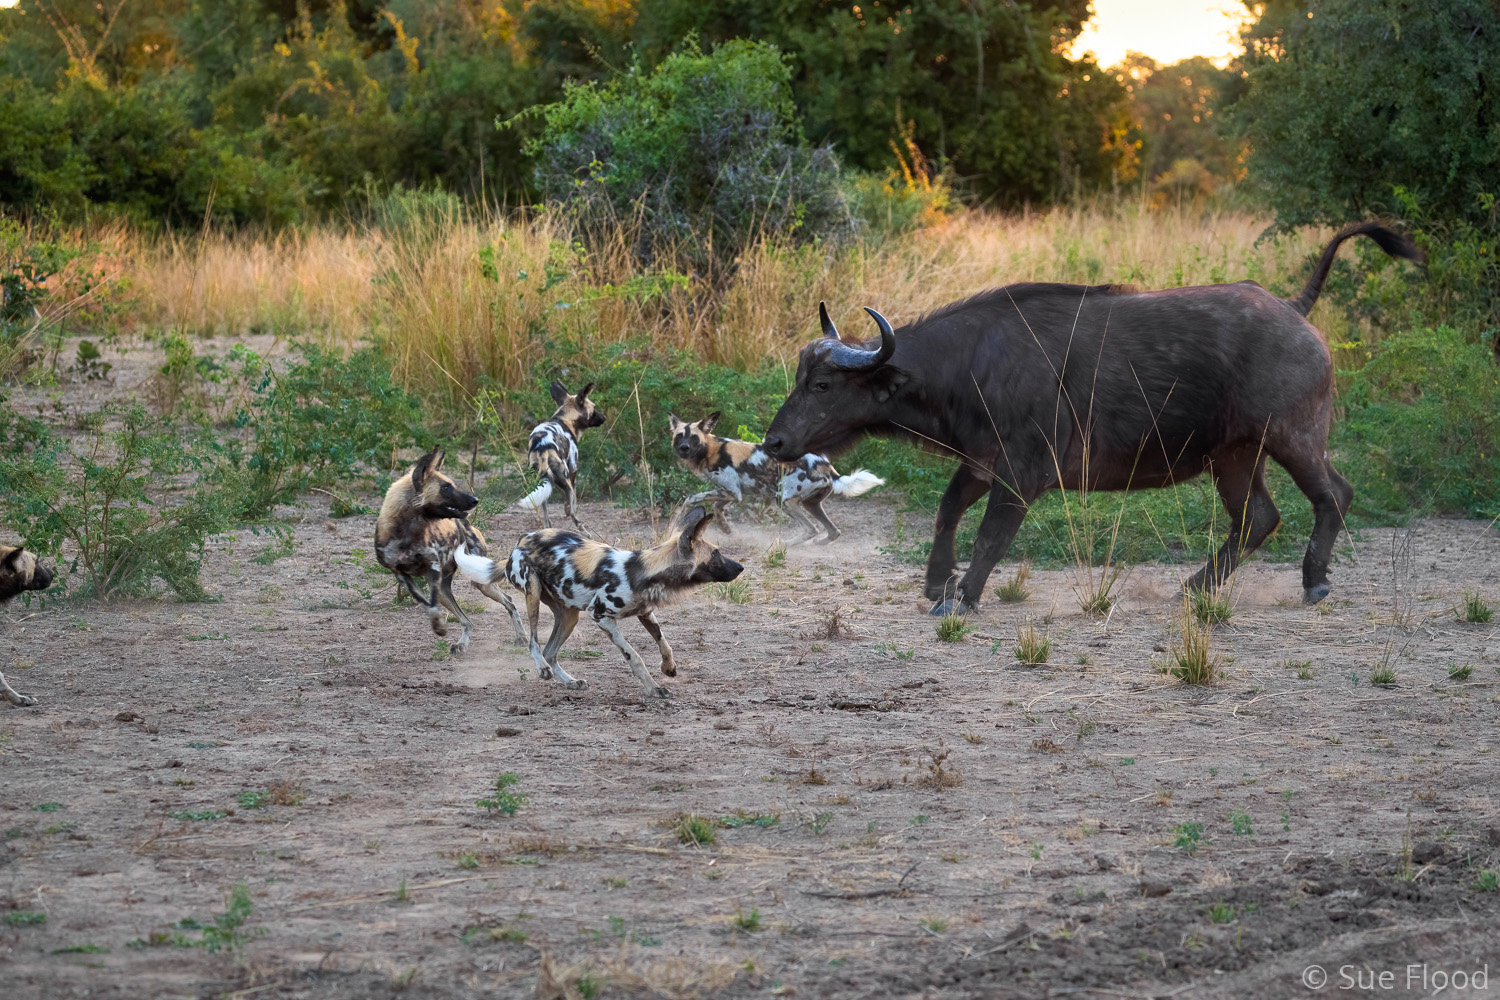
(1370, 664, 1397, 686)
(394, 878, 410, 903)
(1228, 809, 1253, 836)
(1170, 617, 1221, 685)
(1458, 591, 1493, 624)
(712, 579, 753, 604)
(1206, 902, 1235, 924)
(732, 906, 761, 931)
(1014, 617, 1051, 665)
(169, 810, 227, 822)
(51, 944, 109, 955)
(32, 802, 63, 812)
(237, 789, 269, 810)
(804, 810, 834, 835)
(1173, 821, 1205, 855)
(936, 613, 974, 642)
(1448, 662, 1474, 681)
(432, 639, 452, 662)
(3, 911, 46, 926)
(764, 541, 786, 568)
(1030, 842, 1043, 860)
(919, 916, 949, 934)
(476, 772, 528, 818)
(576, 971, 603, 999)
(909, 814, 929, 827)
(1189, 589, 1234, 625)
(1473, 869, 1499, 892)
(456, 853, 479, 870)
(994, 561, 1032, 603)
(675, 814, 717, 846)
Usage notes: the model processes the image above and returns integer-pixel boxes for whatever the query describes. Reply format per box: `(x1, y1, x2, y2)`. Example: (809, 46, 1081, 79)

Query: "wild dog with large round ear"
(514, 381, 606, 534)
(1, 544, 54, 706)
(456, 496, 743, 701)
(375, 447, 527, 654)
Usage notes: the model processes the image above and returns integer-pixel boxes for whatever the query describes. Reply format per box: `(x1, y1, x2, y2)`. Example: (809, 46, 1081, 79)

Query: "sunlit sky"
(1072, 0, 1251, 69)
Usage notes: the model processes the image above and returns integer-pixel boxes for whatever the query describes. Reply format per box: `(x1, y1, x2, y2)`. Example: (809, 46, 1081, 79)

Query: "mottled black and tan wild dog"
(375, 448, 526, 653)
(513, 381, 606, 533)
(456, 499, 743, 699)
(668, 411, 883, 543)
(1, 544, 54, 706)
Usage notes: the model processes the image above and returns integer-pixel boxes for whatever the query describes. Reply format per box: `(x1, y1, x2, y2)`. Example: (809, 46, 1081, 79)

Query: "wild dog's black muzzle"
(709, 552, 744, 582)
(29, 563, 54, 591)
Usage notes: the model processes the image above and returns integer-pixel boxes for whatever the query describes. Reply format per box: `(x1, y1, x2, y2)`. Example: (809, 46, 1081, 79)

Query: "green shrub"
(522, 38, 852, 279)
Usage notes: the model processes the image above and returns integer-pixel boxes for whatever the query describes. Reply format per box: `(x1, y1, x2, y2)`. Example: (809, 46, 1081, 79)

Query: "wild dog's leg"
(475, 582, 529, 645)
(638, 610, 674, 677)
(596, 616, 668, 699)
(563, 475, 595, 538)
(437, 570, 474, 654)
(522, 577, 554, 680)
(782, 499, 821, 546)
(539, 607, 586, 689)
(926, 466, 991, 603)
(1184, 449, 1281, 595)
(400, 573, 446, 635)
(940, 478, 1030, 616)
(804, 488, 840, 545)
(0, 670, 36, 708)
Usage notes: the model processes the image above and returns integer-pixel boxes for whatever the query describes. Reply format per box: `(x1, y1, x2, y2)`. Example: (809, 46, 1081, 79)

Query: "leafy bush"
(0, 400, 240, 601)
(1, 220, 78, 377)
(523, 38, 853, 279)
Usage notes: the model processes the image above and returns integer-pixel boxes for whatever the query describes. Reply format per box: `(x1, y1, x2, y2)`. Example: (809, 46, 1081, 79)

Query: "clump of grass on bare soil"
(1458, 590, 1493, 623)
(994, 561, 1031, 603)
(936, 613, 974, 642)
(912, 749, 961, 790)
(1169, 616, 1222, 685)
(1014, 617, 1051, 665)
(711, 579, 752, 604)
(1448, 662, 1474, 681)
(674, 814, 717, 846)
(1189, 588, 1234, 625)
(764, 541, 786, 568)
(1370, 664, 1397, 686)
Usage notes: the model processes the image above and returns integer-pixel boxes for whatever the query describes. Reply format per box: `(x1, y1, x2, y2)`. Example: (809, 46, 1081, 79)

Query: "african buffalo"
(762, 222, 1423, 615)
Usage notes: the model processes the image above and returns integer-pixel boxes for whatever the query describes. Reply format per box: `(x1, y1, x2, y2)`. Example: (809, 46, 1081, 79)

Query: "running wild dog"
(456, 500, 743, 699)
(375, 448, 526, 653)
(1, 544, 53, 706)
(514, 381, 605, 532)
(668, 411, 883, 543)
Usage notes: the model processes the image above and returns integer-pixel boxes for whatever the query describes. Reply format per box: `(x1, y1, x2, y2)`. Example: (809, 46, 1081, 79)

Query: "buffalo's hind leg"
(1274, 445, 1353, 604)
(925, 466, 991, 607)
(1184, 448, 1282, 595)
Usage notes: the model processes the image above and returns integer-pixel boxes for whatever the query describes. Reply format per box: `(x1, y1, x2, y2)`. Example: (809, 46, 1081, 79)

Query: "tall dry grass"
(112, 199, 1342, 404)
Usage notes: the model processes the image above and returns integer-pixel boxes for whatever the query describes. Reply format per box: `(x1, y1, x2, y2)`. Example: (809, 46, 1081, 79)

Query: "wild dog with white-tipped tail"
(375, 447, 527, 653)
(456, 501, 743, 699)
(668, 411, 883, 543)
(513, 381, 605, 533)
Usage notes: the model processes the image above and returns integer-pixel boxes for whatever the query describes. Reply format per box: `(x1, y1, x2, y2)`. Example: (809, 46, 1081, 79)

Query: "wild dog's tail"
(454, 548, 501, 584)
(831, 469, 885, 497)
(1287, 222, 1424, 317)
(511, 479, 553, 514)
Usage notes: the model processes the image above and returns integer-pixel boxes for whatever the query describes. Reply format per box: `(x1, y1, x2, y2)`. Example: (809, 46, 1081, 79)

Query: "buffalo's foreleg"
(1185, 449, 1282, 594)
(933, 480, 1029, 616)
(925, 466, 991, 603)
(1275, 446, 1353, 605)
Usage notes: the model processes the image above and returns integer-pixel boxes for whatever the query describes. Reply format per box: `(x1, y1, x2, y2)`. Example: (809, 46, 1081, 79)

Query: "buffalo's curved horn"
(819, 301, 840, 340)
(822, 305, 896, 371)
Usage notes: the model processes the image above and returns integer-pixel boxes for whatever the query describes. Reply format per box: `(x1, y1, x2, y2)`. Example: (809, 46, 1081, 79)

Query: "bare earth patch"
(3, 496, 1499, 999)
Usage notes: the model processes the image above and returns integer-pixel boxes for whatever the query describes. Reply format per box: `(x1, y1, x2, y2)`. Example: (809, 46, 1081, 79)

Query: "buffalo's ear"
(549, 380, 569, 405)
(700, 410, 721, 433)
(411, 449, 437, 491)
(869, 366, 909, 405)
(576, 382, 594, 402)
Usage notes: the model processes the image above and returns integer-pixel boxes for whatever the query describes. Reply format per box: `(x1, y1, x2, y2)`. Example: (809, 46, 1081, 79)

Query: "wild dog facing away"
(763, 222, 1426, 614)
(668, 411, 883, 543)
(375, 447, 526, 653)
(1, 545, 53, 706)
(513, 381, 606, 534)
(457, 499, 744, 699)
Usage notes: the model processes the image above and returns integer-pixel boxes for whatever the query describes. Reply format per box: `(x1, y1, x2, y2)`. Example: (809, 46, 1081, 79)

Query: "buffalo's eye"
(813, 381, 830, 393)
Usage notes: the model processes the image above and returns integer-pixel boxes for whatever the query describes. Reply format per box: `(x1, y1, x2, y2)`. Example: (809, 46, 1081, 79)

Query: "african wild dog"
(668, 411, 883, 543)
(513, 381, 606, 533)
(1, 544, 54, 706)
(456, 499, 743, 699)
(375, 447, 526, 653)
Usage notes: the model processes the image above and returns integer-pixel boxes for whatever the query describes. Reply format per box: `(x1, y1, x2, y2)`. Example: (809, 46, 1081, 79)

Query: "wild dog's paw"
(814, 534, 840, 546)
(648, 686, 672, 699)
(659, 661, 677, 678)
(538, 665, 554, 681)
(564, 679, 589, 691)
(428, 616, 448, 637)
(449, 636, 470, 655)
(3, 692, 37, 707)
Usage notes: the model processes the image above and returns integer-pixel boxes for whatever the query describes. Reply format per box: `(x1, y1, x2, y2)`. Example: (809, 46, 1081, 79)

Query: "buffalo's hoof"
(1303, 584, 1331, 605)
(929, 598, 976, 617)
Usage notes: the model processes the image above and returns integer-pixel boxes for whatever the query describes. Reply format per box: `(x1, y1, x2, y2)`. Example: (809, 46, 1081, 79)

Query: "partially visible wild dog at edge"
(513, 381, 606, 533)
(1, 544, 54, 706)
(456, 497, 743, 699)
(375, 447, 526, 653)
(668, 411, 884, 543)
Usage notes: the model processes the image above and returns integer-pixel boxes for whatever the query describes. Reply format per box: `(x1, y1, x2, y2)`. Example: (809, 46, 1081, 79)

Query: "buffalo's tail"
(1288, 222, 1424, 317)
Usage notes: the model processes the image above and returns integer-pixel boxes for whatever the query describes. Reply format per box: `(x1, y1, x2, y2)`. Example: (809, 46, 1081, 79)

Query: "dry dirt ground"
(3, 340, 1500, 1000)
(3, 495, 1499, 1000)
